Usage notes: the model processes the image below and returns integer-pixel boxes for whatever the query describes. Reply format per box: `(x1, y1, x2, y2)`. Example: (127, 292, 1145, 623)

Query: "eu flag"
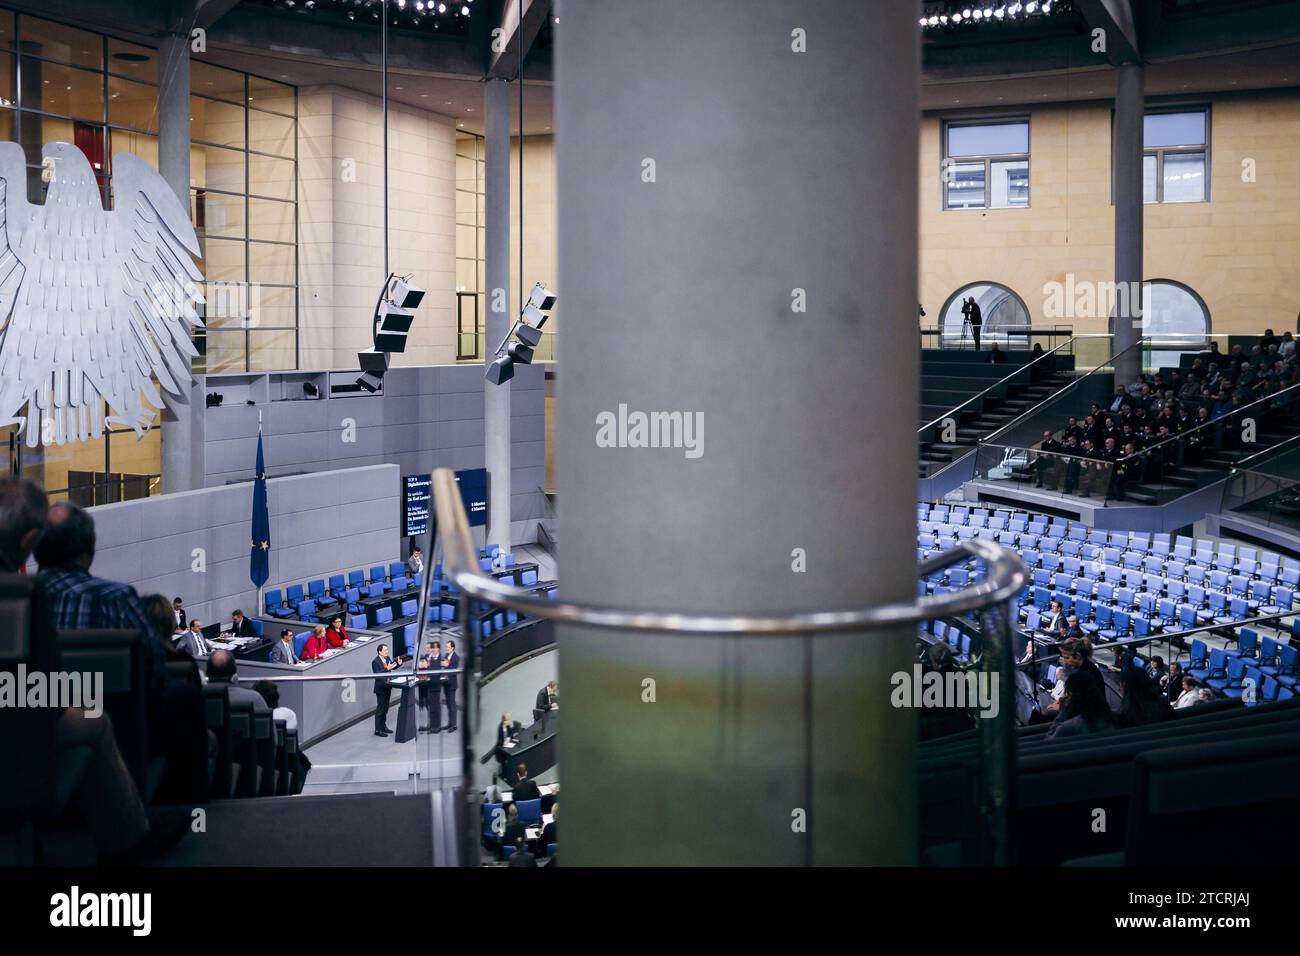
(249, 428, 271, 589)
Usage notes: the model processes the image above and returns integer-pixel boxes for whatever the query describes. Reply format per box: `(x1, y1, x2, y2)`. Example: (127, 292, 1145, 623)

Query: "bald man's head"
(33, 501, 95, 571)
(206, 649, 238, 683)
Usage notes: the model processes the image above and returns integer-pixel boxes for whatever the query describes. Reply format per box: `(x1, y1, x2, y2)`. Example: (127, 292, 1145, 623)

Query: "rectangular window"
(1143, 109, 1207, 204)
(943, 119, 1029, 210)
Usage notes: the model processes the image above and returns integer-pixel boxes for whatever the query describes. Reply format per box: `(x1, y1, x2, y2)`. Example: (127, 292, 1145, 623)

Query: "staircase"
(918, 350, 1076, 478)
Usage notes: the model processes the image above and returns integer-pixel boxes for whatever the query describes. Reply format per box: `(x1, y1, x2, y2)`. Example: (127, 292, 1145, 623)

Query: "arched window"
(939, 282, 1030, 348)
(1142, 279, 1210, 369)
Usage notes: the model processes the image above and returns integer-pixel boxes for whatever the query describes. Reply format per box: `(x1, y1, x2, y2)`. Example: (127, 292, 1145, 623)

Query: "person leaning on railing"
(1033, 431, 1064, 488)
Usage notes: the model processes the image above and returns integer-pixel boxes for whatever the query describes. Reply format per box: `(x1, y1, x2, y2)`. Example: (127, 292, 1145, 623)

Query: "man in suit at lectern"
(440, 640, 460, 733)
(534, 680, 557, 721)
(372, 644, 397, 737)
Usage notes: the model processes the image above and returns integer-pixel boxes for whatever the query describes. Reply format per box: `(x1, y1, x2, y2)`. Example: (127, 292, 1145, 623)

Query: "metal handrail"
(977, 443, 1116, 468)
(431, 467, 1027, 865)
(433, 472, 1027, 633)
(918, 335, 1079, 436)
(980, 336, 1151, 445)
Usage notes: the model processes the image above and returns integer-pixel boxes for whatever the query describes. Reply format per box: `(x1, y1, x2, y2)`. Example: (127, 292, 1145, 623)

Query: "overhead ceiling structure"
(5, 0, 1298, 130)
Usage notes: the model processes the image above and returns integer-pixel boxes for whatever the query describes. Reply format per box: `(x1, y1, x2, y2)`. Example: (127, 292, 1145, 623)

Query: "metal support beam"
(487, 0, 550, 79)
(1075, 0, 1141, 65)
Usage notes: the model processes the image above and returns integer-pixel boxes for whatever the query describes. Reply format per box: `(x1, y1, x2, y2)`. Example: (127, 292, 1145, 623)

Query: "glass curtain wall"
(0, 8, 298, 501)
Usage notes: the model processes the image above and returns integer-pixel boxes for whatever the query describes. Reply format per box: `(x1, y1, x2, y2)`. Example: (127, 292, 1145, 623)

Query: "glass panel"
(107, 420, 161, 492)
(19, 16, 102, 70)
(1143, 111, 1205, 149)
(191, 60, 244, 103)
(199, 236, 247, 283)
(1143, 153, 1157, 204)
(249, 283, 295, 330)
(21, 424, 108, 504)
(19, 57, 102, 120)
(455, 153, 476, 188)
(193, 143, 246, 193)
(201, 328, 248, 373)
(195, 188, 246, 239)
(945, 161, 985, 209)
(0, 107, 13, 140)
(108, 74, 159, 133)
(203, 279, 255, 328)
(248, 152, 293, 200)
(107, 38, 157, 83)
(947, 121, 1028, 158)
(249, 108, 294, 158)
(191, 94, 245, 148)
(1162, 151, 1206, 203)
(249, 240, 294, 285)
(456, 188, 477, 225)
(0, 10, 14, 50)
(246, 74, 294, 115)
(0, 52, 14, 105)
(248, 327, 296, 371)
(456, 257, 476, 290)
(1141, 281, 1207, 339)
(108, 128, 158, 170)
(990, 159, 1028, 208)
(248, 197, 293, 243)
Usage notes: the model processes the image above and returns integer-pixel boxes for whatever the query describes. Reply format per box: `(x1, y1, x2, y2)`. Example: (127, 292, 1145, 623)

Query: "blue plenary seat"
(265, 588, 287, 617)
(348, 569, 366, 590)
(389, 561, 405, 580)
(1204, 648, 1230, 690)
(403, 622, 418, 656)
(351, 612, 368, 629)
(345, 587, 362, 613)
(520, 568, 539, 587)
(286, 583, 305, 606)
(515, 798, 542, 824)
(308, 579, 326, 599)
(401, 598, 418, 618)
(297, 599, 316, 619)
(329, 574, 346, 597)
(375, 606, 394, 627)
(294, 632, 310, 658)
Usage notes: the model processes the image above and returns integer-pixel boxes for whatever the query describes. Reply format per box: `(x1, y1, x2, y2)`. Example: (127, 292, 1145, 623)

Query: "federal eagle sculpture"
(0, 141, 204, 448)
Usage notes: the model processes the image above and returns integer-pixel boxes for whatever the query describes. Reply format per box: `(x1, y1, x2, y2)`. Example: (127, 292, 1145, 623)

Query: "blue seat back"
(287, 583, 304, 604)
(516, 798, 542, 824)
(265, 588, 283, 612)
(401, 599, 418, 618)
(375, 606, 394, 626)
(348, 570, 366, 589)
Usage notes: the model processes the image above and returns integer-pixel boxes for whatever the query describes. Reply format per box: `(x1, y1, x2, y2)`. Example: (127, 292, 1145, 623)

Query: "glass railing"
(979, 336, 1151, 451)
(974, 380, 1300, 507)
(1222, 433, 1300, 534)
(917, 336, 1081, 479)
(919, 326, 1073, 352)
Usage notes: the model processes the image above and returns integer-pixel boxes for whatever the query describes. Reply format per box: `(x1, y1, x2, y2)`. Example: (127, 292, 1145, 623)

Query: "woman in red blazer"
(325, 615, 350, 649)
(300, 624, 329, 661)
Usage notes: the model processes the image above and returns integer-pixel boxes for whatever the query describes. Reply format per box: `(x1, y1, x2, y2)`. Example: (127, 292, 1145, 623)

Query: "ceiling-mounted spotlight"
(356, 273, 425, 392)
(487, 282, 557, 386)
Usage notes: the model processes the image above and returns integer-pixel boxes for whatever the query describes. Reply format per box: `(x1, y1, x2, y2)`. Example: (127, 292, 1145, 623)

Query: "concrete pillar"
(1112, 62, 1145, 386)
(484, 78, 513, 549)
(158, 31, 202, 493)
(554, 0, 920, 865)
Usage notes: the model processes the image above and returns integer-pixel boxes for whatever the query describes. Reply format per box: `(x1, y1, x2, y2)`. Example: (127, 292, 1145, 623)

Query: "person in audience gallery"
(324, 614, 350, 648)
(0, 477, 192, 863)
(372, 643, 398, 737)
(1175, 674, 1202, 709)
(35, 500, 166, 690)
(301, 624, 330, 661)
(512, 762, 541, 803)
(440, 639, 460, 732)
(1046, 670, 1115, 740)
(178, 619, 211, 659)
(1118, 659, 1173, 728)
(1163, 661, 1183, 704)
(540, 801, 558, 854)
(986, 341, 1006, 364)
(271, 628, 299, 665)
(140, 593, 201, 665)
(206, 650, 271, 717)
(507, 836, 538, 867)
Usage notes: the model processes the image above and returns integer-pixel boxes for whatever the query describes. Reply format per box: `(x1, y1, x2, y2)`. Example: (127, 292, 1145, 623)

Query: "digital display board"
(402, 469, 488, 537)
(402, 473, 432, 538)
(455, 468, 489, 527)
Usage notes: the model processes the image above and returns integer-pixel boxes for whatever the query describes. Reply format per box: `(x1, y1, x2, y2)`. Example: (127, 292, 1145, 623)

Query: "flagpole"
(256, 411, 265, 620)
